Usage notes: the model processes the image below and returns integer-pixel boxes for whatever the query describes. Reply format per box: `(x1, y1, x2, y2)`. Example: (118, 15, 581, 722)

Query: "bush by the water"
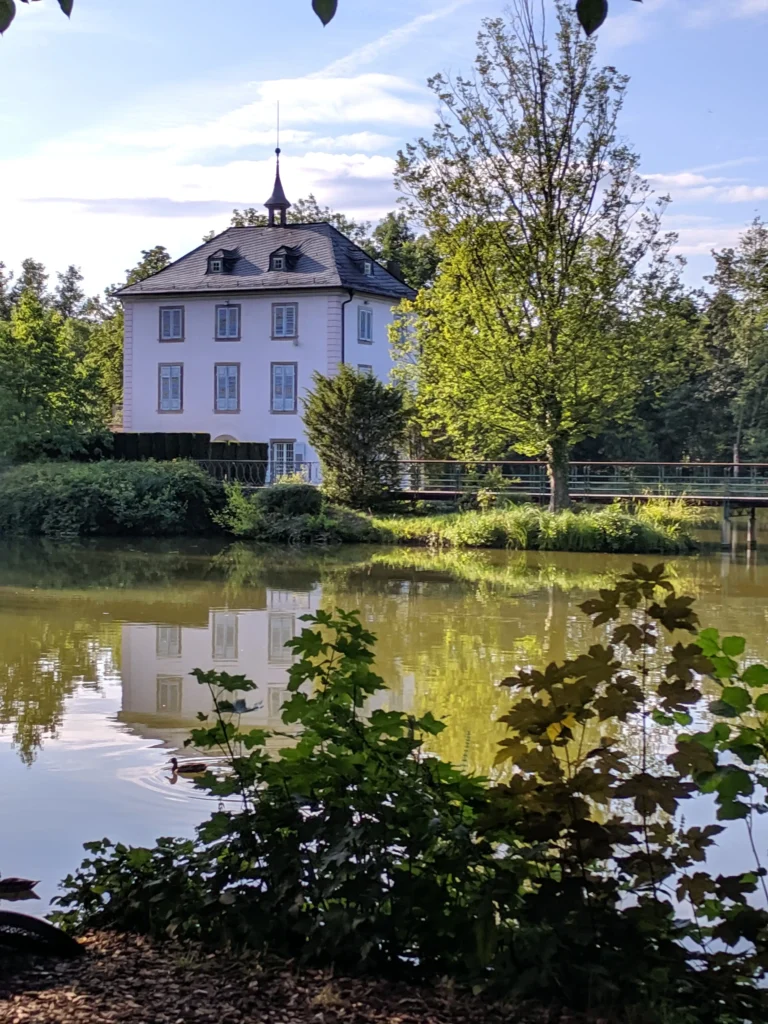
(52, 567, 768, 1022)
(216, 481, 378, 544)
(0, 461, 224, 536)
(371, 501, 700, 553)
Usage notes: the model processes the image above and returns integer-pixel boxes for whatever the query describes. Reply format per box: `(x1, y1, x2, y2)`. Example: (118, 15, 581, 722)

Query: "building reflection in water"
(118, 585, 414, 755)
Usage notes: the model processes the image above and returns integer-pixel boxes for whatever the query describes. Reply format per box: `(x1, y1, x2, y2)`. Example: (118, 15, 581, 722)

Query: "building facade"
(117, 157, 414, 477)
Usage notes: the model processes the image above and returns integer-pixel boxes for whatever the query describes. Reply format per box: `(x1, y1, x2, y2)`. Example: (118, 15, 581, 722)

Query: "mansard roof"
(117, 224, 415, 301)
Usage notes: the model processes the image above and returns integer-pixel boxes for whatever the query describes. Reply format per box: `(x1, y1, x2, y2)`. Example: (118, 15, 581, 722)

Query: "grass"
(369, 501, 700, 554)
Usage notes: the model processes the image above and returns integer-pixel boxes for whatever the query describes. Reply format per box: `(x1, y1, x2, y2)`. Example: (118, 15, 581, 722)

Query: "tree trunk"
(546, 438, 570, 512)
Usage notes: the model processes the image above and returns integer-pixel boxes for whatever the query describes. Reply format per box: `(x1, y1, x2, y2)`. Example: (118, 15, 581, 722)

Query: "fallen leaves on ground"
(0, 931, 564, 1024)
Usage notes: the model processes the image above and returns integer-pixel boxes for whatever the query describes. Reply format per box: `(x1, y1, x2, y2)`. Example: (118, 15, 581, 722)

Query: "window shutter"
(217, 307, 228, 338)
(230, 307, 239, 337)
(284, 364, 295, 410)
(170, 366, 181, 410)
(160, 366, 170, 409)
(272, 364, 284, 410)
(227, 365, 238, 410)
(284, 304, 296, 336)
(172, 309, 182, 338)
(274, 305, 284, 337)
(161, 309, 170, 339)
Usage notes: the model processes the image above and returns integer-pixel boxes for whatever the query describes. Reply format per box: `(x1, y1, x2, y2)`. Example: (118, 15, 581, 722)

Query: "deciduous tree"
(395, 0, 669, 510)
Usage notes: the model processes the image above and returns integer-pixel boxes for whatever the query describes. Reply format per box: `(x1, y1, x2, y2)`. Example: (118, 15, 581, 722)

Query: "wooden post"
(747, 506, 758, 551)
(721, 502, 732, 551)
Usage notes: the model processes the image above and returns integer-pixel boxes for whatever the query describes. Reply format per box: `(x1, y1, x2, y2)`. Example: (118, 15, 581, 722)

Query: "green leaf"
(755, 693, 768, 713)
(721, 636, 746, 657)
(711, 655, 739, 679)
(0, 0, 15, 34)
(58, 0, 73, 15)
(742, 664, 768, 688)
(312, 0, 337, 26)
(721, 687, 752, 713)
(576, 0, 608, 37)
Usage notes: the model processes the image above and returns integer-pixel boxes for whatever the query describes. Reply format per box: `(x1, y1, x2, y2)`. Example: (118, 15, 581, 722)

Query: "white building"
(117, 153, 415, 477)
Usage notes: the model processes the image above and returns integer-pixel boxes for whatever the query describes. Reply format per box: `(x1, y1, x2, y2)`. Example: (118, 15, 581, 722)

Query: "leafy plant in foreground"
(53, 611, 518, 976)
(52, 567, 768, 1021)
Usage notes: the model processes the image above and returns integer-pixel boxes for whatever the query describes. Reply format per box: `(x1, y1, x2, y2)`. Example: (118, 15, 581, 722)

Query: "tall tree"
(10, 257, 48, 306)
(0, 262, 12, 321)
(0, 293, 104, 461)
(53, 264, 86, 320)
(395, 0, 668, 510)
(370, 212, 438, 290)
(705, 217, 768, 464)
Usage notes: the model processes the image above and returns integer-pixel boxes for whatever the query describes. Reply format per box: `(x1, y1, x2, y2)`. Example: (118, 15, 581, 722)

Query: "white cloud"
(319, 0, 474, 77)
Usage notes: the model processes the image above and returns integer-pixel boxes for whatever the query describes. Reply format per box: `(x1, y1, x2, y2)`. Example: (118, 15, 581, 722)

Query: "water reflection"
(2, 539, 768, 905)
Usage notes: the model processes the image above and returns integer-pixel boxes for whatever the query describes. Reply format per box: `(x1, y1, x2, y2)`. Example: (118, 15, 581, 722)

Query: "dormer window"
(207, 248, 238, 275)
(271, 255, 285, 272)
(362, 260, 373, 277)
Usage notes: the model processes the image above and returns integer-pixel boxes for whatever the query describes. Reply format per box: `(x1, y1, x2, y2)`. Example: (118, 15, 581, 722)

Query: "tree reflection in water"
(0, 539, 764, 772)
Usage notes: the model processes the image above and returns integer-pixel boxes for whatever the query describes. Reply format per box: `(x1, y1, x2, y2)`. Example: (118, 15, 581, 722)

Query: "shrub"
(303, 366, 409, 509)
(254, 482, 323, 518)
(217, 483, 379, 545)
(0, 461, 224, 536)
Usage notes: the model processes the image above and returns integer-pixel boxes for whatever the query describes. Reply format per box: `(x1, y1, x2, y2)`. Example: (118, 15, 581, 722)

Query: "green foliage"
(371, 503, 697, 553)
(217, 482, 379, 545)
(225, 195, 372, 248)
(0, 461, 224, 537)
(53, 610, 517, 979)
(51, 569, 768, 1019)
(304, 366, 409, 509)
(254, 482, 323, 518)
(0, 292, 107, 461)
(369, 211, 438, 290)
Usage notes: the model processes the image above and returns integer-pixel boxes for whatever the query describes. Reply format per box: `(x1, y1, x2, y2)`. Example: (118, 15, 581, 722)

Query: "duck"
(0, 876, 39, 895)
(168, 757, 207, 776)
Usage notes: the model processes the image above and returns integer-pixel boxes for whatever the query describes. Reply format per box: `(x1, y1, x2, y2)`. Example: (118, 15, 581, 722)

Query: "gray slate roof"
(116, 223, 416, 301)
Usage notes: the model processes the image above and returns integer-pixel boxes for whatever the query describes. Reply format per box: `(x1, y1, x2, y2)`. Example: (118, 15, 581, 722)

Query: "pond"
(0, 537, 766, 909)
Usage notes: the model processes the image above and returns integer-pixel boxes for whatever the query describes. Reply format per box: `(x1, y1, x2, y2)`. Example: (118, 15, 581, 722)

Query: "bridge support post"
(747, 506, 758, 551)
(721, 502, 732, 551)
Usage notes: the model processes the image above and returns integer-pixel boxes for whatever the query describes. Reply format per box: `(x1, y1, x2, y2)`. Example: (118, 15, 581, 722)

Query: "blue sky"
(1, 0, 767, 294)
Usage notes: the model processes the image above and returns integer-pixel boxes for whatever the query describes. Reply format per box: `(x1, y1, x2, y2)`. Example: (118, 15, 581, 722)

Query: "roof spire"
(265, 104, 290, 227)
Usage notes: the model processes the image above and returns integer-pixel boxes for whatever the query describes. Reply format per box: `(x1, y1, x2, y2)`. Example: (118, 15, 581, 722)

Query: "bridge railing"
(397, 461, 768, 499)
(195, 459, 768, 501)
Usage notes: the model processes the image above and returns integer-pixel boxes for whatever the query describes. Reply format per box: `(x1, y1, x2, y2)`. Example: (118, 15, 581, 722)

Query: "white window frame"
(216, 304, 240, 339)
(362, 260, 373, 276)
(271, 254, 285, 271)
(357, 364, 373, 375)
(158, 364, 183, 412)
(215, 363, 239, 413)
(209, 258, 223, 273)
(271, 363, 297, 413)
(272, 303, 297, 338)
(358, 306, 373, 344)
(159, 306, 184, 341)
(156, 625, 182, 658)
(269, 440, 295, 482)
(156, 675, 183, 714)
(268, 613, 296, 665)
(212, 611, 238, 661)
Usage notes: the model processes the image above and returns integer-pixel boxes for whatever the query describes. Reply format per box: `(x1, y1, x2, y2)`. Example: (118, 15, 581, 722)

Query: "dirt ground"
(0, 931, 563, 1024)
